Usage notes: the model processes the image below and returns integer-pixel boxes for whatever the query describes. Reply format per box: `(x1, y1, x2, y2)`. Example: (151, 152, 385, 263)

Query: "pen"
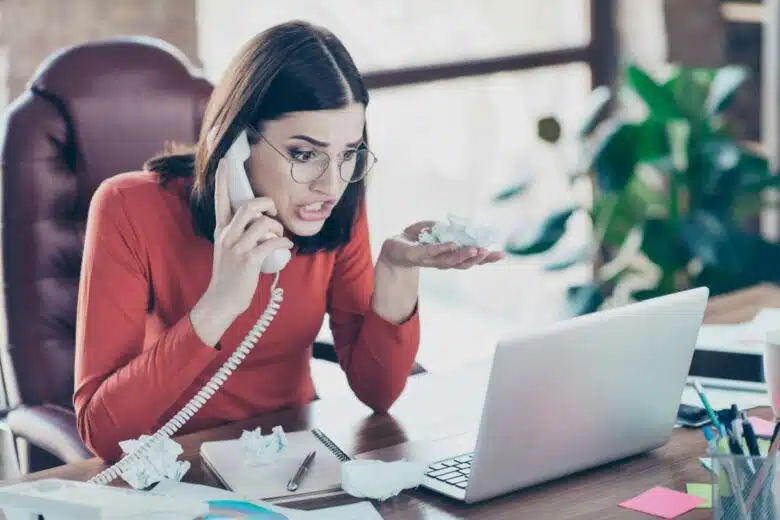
(717, 433, 732, 456)
(730, 404, 739, 424)
(692, 379, 722, 433)
(703, 426, 717, 455)
(727, 431, 744, 456)
(286, 450, 316, 492)
(772, 420, 780, 446)
(741, 412, 761, 456)
(729, 404, 741, 435)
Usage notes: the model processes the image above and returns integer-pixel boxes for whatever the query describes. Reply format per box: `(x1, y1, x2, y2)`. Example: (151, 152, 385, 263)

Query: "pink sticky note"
(619, 487, 705, 519)
(749, 416, 776, 438)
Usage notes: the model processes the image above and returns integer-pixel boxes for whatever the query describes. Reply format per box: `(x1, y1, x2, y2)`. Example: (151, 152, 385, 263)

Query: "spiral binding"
(87, 273, 284, 486)
(311, 428, 351, 462)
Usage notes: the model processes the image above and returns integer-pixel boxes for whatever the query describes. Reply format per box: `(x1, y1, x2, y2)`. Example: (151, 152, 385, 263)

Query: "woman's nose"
(313, 160, 342, 194)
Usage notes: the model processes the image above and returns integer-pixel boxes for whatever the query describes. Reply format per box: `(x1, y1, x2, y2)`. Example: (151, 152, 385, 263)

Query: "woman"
(73, 20, 502, 462)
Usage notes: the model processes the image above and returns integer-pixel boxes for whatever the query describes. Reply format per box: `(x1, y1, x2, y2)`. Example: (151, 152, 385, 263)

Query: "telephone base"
(0, 478, 208, 520)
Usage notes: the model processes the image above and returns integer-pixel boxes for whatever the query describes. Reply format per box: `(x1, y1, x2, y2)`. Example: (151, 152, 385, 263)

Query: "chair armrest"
(312, 340, 426, 375)
(7, 404, 93, 464)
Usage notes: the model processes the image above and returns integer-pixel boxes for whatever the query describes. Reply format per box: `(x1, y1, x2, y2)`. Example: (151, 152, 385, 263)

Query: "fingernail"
(469, 248, 478, 256)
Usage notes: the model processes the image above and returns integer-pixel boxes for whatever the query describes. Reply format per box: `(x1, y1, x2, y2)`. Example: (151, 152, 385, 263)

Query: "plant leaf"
(505, 207, 577, 255)
(699, 142, 770, 211)
(732, 192, 780, 218)
(693, 234, 780, 294)
(493, 180, 531, 202)
(590, 122, 640, 192)
(663, 67, 716, 120)
(630, 287, 670, 302)
(544, 245, 591, 271)
(578, 86, 611, 137)
(741, 174, 780, 192)
(589, 120, 669, 193)
(706, 65, 749, 116)
(566, 283, 604, 316)
(593, 176, 666, 249)
(737, 150, 777, 192)
(679, 210, 754, 272)
(700, 139, 741, 193)
(636, 119, 671, 163)
(693, 265, 747, 297)
(591, 195, 632, 248)
(626, 64, 682, 121)
(640, 218, 690, 270)
(743, 235, 780, 285)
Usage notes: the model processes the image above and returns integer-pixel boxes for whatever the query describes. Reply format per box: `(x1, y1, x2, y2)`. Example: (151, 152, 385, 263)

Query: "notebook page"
(200, 430, 344, 501)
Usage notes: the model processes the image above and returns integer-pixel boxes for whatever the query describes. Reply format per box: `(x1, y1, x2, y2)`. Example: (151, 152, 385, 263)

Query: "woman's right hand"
(190, 159, 293, 346)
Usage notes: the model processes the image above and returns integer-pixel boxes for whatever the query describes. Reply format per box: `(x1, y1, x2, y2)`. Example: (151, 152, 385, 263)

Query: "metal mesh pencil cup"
(711, 453, 780, 519)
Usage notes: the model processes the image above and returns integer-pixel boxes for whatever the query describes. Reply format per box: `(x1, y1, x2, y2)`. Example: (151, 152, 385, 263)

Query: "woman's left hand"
(379, 221, 505, 270)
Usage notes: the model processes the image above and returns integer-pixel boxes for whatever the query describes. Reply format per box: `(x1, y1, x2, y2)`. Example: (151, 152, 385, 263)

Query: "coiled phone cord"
(87, 273, 284, 486)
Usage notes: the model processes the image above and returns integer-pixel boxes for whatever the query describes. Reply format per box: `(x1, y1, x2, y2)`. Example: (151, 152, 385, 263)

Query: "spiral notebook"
(199, 428, 351, 503)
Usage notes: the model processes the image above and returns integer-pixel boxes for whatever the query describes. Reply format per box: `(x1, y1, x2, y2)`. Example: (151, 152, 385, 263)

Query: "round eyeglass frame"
(260, 135, 377, 184)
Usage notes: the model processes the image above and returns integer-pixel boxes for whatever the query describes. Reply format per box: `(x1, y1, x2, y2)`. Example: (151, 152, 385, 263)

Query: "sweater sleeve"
(326, 203, 421, 413)
(73, 180, 220, 461)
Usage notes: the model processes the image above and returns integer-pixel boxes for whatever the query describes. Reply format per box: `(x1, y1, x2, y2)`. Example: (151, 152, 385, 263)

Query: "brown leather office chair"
(0, 36, 213, 473)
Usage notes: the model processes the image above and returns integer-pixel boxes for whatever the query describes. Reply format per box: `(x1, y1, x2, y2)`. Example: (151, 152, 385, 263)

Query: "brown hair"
(145, 21, 370, 253)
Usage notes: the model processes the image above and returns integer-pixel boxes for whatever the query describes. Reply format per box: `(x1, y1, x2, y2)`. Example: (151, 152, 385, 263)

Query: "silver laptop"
(420, 287, 709, 503)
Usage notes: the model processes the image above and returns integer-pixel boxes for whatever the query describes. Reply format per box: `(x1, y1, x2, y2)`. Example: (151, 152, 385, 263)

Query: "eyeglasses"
(260, 135, 377, 184)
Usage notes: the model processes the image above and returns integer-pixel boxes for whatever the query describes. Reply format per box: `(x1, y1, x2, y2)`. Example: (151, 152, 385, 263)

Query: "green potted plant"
(497, 63, 780, 316)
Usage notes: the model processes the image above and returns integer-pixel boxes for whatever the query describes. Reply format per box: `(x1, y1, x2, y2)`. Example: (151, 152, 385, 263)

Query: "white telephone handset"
(87, 128, 287, 487)
(221, 130, 291, 273)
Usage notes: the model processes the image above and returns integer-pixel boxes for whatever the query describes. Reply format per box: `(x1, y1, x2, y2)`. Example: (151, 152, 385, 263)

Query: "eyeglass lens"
(290, 149, 376, 183)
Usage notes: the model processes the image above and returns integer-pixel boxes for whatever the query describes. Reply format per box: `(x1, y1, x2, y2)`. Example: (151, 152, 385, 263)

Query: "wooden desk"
(4, 283, 780, 519)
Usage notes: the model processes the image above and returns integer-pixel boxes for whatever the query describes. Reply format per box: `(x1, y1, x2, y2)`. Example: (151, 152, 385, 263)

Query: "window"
(364, 65, 593, 314)
(196, 0, 599, 328)
(196, 0, 590, 79)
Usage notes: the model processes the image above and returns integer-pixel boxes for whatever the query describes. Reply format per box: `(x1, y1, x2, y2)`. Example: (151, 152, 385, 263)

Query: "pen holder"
(711, 453, 780, 519)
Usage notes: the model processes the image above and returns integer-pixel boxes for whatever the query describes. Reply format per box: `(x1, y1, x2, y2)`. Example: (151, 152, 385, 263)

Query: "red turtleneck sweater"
(73, 171, 420, 461)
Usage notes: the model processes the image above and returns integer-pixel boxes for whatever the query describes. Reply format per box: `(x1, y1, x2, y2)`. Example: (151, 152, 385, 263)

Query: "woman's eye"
(342, 149, 357, 161)
(289, 149, 316, 162)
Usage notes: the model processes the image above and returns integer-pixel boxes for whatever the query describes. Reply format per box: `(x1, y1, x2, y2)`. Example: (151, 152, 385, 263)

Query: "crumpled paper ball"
(341, 459, 426, 501)
(240, 425, 289, 466)
(417, 214, 497, 249)
(117, 435, 190, 490)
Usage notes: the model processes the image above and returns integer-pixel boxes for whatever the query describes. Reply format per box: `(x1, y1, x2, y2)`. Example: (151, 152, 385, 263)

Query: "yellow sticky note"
(759, 438, 771, 454)
(686, 483, 712, 509)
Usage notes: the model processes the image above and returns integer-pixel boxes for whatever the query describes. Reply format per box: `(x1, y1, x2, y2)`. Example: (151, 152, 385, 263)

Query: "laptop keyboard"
(426, 453, 473, 489)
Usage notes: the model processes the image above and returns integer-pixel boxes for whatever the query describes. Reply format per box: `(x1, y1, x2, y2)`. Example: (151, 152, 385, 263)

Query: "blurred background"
(0, 0, 778, 476)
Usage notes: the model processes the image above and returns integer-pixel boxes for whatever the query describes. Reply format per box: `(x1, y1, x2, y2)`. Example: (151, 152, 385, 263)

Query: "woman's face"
(245, 103, 366, 237)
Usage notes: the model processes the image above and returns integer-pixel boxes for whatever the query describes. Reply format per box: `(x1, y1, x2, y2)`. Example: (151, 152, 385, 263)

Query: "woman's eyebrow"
(290, 135, 363, 148)
(290, 134, 328, 147)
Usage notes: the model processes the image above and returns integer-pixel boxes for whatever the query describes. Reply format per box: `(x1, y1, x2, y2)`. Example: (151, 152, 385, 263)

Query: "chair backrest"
(0, 36, 213, 410)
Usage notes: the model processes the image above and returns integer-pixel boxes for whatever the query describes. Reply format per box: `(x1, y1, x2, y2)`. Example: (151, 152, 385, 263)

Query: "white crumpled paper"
(117, 436, 190, 490)
(240, 425, 289, 465)
(341, 459, 426, 501)
(417, 214, 498, 249)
